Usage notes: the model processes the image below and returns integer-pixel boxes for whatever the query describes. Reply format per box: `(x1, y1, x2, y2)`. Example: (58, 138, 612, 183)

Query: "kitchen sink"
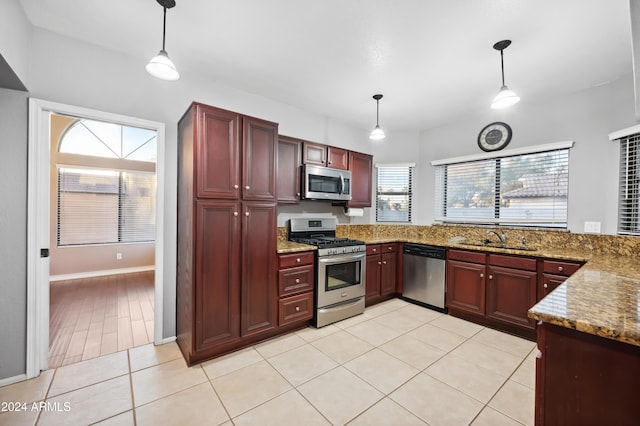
(460, 242, 538, 252)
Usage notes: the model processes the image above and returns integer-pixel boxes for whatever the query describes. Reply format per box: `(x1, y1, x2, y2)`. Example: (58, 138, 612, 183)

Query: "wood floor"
(49, 271, 155, 368)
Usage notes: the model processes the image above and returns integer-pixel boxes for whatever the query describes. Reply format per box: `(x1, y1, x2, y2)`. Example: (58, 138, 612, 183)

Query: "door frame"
(26, 98, 166, 378)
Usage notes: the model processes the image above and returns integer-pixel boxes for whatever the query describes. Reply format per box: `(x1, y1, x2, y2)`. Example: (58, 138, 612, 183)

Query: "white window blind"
(376, 165, 413, 222)
(618, 134, 640, 235)
(435, 149, 569, 227)
(58, 167, 156, 246)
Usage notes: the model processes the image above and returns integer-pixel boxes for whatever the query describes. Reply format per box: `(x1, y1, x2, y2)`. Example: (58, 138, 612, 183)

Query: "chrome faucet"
(487, 230, 507, 246)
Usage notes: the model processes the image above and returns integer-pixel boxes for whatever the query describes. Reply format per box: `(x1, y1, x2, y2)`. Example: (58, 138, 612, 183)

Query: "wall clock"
(477, 122, 512, 152)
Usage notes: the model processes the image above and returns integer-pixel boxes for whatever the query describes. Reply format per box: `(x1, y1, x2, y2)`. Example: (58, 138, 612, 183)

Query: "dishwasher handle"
(403, 243, 446, 260)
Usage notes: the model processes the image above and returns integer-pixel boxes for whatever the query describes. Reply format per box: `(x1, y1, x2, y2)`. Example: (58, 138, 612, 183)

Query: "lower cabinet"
(365, 243, 398, 306)
(446, 250, 486, 316)
(277, 251, 314, 326)
(538, 259, 583, 300)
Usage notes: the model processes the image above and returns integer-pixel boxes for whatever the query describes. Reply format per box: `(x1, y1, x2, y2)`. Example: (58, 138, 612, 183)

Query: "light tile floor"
(0, 298, 536, 425)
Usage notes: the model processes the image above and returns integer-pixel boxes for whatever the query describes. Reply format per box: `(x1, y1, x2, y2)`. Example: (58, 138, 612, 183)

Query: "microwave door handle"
(339, 175, 344, 195)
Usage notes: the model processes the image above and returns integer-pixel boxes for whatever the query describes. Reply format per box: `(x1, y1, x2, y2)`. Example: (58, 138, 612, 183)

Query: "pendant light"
(369, 94, 386, 140)
(146, 0, 180, 81)
(491, 40, 519, 109)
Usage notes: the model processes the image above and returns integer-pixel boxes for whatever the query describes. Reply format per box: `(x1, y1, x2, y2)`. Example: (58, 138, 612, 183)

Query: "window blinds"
(376, 165, 413, 222)
(618, 134, 640, 235)
(435, 149, 569, 226)
(58, 167, 156, 246)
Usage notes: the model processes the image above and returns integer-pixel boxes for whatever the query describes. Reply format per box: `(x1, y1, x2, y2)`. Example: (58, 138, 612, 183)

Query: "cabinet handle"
(489, 275, 493, 280)
(296, 192, 300, 196)
(245, 185, 250, 190)
(558, 266, 564, 272)
(378, 261, 382, 265)
(234, 184, 239, 189)
(480, 273, 484, 278)
(372, 248, 377, 252)
(383, 261, 387, 264)
(295, 306, 300, 312)
(296, 258, 301, 263)
(295, 278, 300, 283)
(233, 212, 238, 217)
(544, 283, 548, 288)
(388, 247, 392, 251)
(245, 212, 250, 216)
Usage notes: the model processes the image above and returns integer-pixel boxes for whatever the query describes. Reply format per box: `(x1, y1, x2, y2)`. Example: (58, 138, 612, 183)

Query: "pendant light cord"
(376, 100, 380, 126)
(500, 49, 505, 86)
(162, 7, 167, 51)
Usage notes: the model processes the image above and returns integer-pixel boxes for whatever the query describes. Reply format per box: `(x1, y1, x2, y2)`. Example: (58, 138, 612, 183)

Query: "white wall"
(408, 74, 637, 234)
(0, 0, 31, 88)
(25, 27, 370, 339)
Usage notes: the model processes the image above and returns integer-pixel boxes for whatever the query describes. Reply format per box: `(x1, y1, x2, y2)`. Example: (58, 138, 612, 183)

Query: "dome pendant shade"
(490, 40, 518, 109)
(146, 2, 180, 81)
(369, 94, 386, 141)
(146, 50, 180, 81)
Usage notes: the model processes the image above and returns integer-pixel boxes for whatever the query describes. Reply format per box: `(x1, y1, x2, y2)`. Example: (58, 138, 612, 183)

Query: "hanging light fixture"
(146, 0, 180, 81)
(369, 94, 386, 140)
(491, 40, 519, 109)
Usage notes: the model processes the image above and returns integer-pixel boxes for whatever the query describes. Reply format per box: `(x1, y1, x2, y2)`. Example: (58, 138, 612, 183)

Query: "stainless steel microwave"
(302, 165, 352, 201)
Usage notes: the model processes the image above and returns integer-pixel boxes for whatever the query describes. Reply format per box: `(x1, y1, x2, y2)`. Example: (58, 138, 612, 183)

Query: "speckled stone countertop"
(277, 223, 640, 346)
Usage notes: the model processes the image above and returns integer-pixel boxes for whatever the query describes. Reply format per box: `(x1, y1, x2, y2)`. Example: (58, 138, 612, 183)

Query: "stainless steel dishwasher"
(402, 243, 447, 312)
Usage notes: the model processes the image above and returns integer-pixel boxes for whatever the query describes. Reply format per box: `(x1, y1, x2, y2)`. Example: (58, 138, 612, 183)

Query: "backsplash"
(278, 224, 640, 256)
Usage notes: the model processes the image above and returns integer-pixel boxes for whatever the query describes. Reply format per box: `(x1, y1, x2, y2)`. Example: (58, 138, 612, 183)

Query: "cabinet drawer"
(448, 249, 486, 264)
(279, 292, 313, 326)
(543, 260, 582, 276)
(278, 265, 314, 297)
(381, 243, 396, 253)
(488, 254, 537, 272)
(279, 251, 314, 268)
(367, 244, 381, 255)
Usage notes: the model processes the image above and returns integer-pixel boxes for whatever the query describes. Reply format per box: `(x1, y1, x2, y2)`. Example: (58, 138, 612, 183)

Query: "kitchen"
(1, 0, 639, 425)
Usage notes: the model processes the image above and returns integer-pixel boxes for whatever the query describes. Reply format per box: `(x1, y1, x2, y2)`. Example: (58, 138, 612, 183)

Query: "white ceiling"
(19, 0, 633, 132)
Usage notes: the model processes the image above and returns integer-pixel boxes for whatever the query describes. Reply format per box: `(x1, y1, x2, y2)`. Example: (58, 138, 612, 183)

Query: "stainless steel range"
(287, 218, 366, 327)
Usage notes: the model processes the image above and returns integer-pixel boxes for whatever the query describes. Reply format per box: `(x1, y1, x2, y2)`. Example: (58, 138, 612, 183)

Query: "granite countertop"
(277, 230, 640, 347)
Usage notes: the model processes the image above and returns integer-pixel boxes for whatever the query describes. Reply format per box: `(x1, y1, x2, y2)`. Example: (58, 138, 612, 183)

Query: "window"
(618, 134, 640, 235)
(434, 145, 571, 227)
(56, 118, 157, 246)
(376, 164, 414, 222)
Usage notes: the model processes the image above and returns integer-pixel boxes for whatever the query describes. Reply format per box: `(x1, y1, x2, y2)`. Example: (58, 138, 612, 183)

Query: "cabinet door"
(241, 201, 278, 338)
(303, 141, 327, 166)
(486, 266, 537, 329)
(381, 250, 397, 296)
(277, 136, 302, 204)
(348, 151, 373, 207)
(446, 260, 486, 315)
(196, 105, 241, 199)
(539, 273, 567, 300)
(366, 254, 382, 301)
(327, 146, 349, 170)
(194, 200, 241, 352)
(243, 116, 277, 201)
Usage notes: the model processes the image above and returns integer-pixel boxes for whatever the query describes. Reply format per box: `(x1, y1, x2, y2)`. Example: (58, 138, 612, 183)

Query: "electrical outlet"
(584, 221, 601, 233)
(116, 252, 123, 260)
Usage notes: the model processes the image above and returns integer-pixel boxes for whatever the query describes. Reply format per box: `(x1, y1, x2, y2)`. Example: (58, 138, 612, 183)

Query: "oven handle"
(318, 252, 366, 266)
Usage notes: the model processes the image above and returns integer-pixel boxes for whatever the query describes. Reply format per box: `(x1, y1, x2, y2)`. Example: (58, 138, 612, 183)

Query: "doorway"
(26, 99, 166, 377)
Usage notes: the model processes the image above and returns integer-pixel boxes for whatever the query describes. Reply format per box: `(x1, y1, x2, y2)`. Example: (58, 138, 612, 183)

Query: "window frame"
(432, 141, 574, 228)
(375, 163, 415, 223)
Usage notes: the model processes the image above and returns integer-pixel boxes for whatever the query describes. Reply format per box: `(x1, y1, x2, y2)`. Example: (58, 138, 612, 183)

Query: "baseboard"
(50, 265, 155, 282)
(161, 336, 177, 344)
(0, 373, 28, 387)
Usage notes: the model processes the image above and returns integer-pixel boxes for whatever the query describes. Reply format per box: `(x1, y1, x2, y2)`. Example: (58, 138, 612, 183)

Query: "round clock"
(477, 122, 512, 152)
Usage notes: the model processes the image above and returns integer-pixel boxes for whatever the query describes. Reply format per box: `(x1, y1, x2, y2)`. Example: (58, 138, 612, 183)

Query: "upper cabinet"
(302, 142, 349, 170)
(277, 136, 302, 204)
(348, 151, 373, 207)
(190, 103, 277, 201)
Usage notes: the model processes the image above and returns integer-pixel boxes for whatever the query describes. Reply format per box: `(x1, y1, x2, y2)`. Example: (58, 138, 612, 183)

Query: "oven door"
(316, 252, 366, 308)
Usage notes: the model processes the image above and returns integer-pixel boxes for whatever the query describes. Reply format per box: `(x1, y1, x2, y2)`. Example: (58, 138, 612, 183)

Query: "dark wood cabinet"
(327, 146, 349, 170)
(535, 322, 640, 425)
(277, 252, 314, 327)
(277, 136, 302, 204)
(348, 151, 373, 208)
(446, 257, 486, 316)
(486, 254, 537, 330)
(302, 141, 327, 166)
(538, 259, 583, 300)
(365, 243, 397, 305)
(177, 102, 279, 366)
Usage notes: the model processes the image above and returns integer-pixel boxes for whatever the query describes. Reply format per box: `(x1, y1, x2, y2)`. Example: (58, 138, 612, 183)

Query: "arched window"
(56, 118, 157, 246)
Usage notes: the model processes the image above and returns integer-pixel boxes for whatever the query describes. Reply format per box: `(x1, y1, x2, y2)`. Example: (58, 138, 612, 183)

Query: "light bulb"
(146, 50, 180, 81)
(369, 125, 386, 141)
(491, 85, 520, 109)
